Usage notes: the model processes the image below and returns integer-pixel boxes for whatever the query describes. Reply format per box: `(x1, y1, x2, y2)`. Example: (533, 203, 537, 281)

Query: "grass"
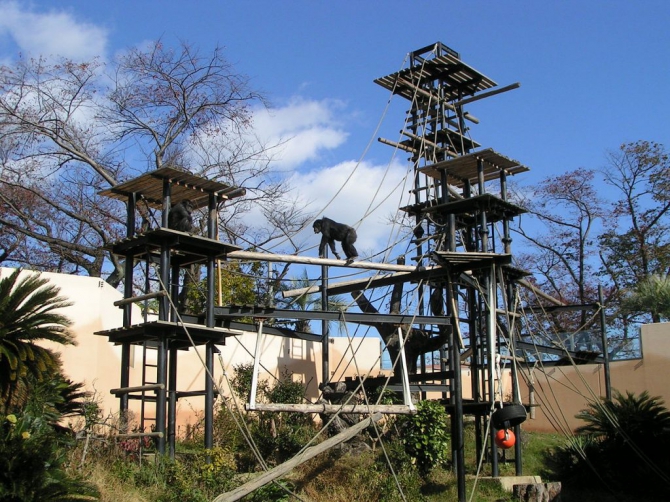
(65, 423, 656, 501)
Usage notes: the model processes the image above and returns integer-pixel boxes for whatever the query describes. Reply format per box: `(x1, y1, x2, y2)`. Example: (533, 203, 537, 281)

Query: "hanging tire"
(492, 404, 527, 429)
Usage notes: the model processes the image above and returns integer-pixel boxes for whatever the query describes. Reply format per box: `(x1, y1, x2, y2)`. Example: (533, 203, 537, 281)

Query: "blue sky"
(1, 1, 669, 256)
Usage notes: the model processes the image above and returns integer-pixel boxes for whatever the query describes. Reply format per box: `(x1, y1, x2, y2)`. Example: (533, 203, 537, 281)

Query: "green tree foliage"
(183, 260, 259, 314)
(0, 412, 100, 501)
(0, 271, 99, 499)
(0, 269, 75, 412)
(228, 364, 317, 467)
(276, 269, 349, 333)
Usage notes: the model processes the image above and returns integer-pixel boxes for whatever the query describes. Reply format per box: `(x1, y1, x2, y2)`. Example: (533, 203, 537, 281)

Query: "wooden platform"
(107, 228, 242, 267)
(418, 148, 529, 188)
(99, 166, 245, 209)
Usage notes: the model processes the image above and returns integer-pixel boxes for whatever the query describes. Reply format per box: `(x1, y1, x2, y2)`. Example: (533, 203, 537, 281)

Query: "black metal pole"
(168, 347, 177, 458)
(598, 285, 612, 400)
(321, 262, 329, 386)
(205, 194, 217, 451)
(450, 287, 466, 502)
(156, 336, 167, 454)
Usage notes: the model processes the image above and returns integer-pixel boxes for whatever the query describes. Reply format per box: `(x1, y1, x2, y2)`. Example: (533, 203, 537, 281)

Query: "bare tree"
(0, 41, 309, 286)
(513, 168, 605, 305)
(599, 141, 670, 322)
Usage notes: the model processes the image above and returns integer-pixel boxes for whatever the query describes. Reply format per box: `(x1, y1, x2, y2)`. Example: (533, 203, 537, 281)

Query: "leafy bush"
(228, 364, 318, 467)
(552, 390, 670, 497)
(0, 412, 100, 501)
(400, 400, 450, 475)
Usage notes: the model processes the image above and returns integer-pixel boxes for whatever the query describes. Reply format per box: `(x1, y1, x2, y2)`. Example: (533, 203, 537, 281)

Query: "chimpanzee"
(168, 199, 194, 233)
(313, 217, 358, 263)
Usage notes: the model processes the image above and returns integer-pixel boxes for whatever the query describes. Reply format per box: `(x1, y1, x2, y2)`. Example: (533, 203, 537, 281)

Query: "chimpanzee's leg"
(342, 229, 358, 260)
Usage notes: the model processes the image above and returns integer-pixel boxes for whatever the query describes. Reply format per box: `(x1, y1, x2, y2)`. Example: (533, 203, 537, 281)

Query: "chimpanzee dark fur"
(313, 217, 358, 262)
(168, 200, 194, 233)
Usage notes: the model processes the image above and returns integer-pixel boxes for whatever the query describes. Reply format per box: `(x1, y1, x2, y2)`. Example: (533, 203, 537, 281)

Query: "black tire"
(492, 404, 527, 429)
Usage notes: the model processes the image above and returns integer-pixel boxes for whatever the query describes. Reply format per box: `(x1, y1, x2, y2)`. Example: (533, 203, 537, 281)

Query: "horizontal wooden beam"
(113, 290, 167, 307)
(226, 250, 427, 273)
(116, 431, 164, 439)
(452, 82, 521, 107)
(215, 305, 453, 326)
(110, 384, 165, 395)
(246, 403, 416, 414)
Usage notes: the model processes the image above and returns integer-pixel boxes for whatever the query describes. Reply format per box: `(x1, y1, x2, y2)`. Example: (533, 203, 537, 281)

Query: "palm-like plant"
(0, 269, 75, 413)
(279, 270, 349, 333)
(570, 390, 670, 493)
(576, 390, 670, 446)
(621, 274, 670, 322)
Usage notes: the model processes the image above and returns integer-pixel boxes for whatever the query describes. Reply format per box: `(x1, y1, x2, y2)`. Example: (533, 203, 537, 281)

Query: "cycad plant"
(556, 390, 670, 496)
(0, 268, 75, 413)
(575, 390, 670, 448)
(0, 269, 99, 500)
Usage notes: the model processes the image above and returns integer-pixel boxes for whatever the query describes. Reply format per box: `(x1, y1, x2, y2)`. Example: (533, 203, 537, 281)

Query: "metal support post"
(156, 337, 167, 454)
(168, 347, 178, 458)
(598, 285, 612, 400)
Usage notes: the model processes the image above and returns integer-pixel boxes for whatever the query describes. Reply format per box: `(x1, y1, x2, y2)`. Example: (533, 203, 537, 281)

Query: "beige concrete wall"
(518, 323, 670, 432)
(7, 267, 668, 435)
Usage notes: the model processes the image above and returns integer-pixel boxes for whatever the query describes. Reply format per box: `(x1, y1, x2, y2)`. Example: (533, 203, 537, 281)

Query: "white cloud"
(0, 1, 107, 60)
(252, 98, 349, 168)
(290, 158, 412, 257)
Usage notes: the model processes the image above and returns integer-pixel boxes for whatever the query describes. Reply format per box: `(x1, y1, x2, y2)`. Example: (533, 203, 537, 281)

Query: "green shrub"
(400, 400, 450, 475)
(0, 412, 100, 501)
(229, 364, 318, 467)
(552, 390, 670, 497)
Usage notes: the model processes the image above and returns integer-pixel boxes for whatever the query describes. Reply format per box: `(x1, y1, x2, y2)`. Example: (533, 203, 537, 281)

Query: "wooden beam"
(282, 266, 447, 299)
(110, 384, 165, 395)
(378, 136, 417, 153)
(213, 413, 383, 502)
(517, 279, 566, 306)
(226, 250, 427, 273)
(246, 403, 416, 414)
(113, 290, 166, 307)
(452, 82, 521, 107)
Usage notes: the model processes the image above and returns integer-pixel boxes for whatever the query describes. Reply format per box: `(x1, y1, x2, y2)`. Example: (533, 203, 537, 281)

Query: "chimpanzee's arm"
(318, 218, 341, 258)
(327, 237, 340, 258)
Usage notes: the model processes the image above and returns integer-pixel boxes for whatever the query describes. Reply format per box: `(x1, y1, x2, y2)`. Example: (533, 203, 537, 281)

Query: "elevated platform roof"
(96, 317, 324, 347)
(99, 166, 245, 210)
(374, 52, 497, 102)
(432, 251, 512, 273)
(418, 148, 529, 188)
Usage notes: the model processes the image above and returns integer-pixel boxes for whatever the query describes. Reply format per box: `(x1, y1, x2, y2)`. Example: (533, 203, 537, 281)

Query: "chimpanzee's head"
(313, 219, 322, 234)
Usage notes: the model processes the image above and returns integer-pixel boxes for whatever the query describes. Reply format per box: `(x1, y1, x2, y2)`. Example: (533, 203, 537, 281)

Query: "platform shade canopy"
(374, 52, 497, 102)
(418, 148, 529, 188)
(99, 167, 246, 210)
